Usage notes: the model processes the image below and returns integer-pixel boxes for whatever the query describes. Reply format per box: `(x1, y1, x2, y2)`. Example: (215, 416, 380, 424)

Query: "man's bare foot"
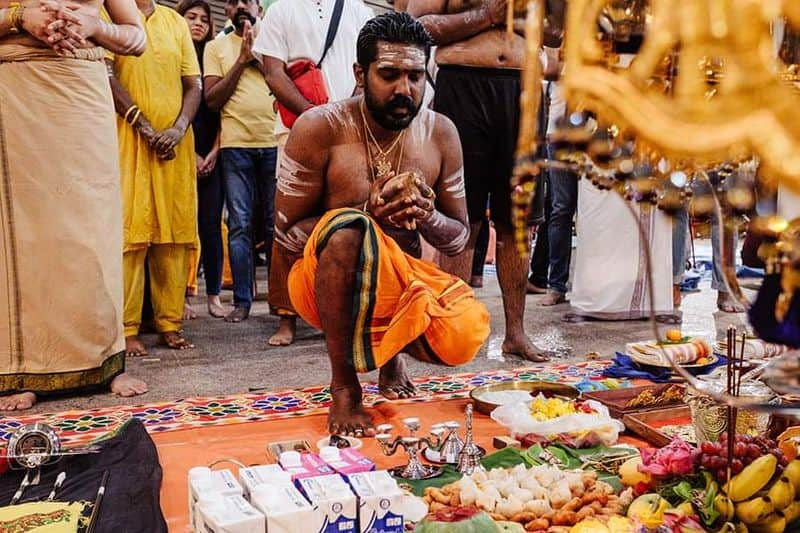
(224, 306, 249, 323)
(268, 317, 296, 346)
(207, 295, 226, 318)
(0, 392, 36, 411)
(673, 284, 682, 308)
(717, 291, 746, 313)
(328, 387, 376, 437)
(109, 372, 148, 397)
(161, 331, 195, 350)
(526, 281, 547, 294)
(183, 299, 197, 320)
(539, 290, 566, 306)
(378, 355, 416, 400)
(125, 335, 148, 357)
(502, 338, 550, 362)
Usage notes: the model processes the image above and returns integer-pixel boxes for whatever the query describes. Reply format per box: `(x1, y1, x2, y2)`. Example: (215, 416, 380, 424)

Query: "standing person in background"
(178, 0, 226, 318)
(108, 0, 202, 356)
(408, 0, 553, 362)
(204, 0, 278, 323)
(0, 0, 149, 410)
(256, 0, 374, 347)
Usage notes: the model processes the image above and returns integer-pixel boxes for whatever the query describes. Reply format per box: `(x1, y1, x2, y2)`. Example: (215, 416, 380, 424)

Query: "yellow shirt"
(112, 5, 201, 248)
(203, 30, 277, 148)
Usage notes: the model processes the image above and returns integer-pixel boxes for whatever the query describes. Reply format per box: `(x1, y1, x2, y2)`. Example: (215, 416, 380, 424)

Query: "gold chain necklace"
(360, 99, 406, 181)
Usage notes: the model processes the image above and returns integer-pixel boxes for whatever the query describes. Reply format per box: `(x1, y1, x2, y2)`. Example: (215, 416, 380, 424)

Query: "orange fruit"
(665, 329, 683, 342)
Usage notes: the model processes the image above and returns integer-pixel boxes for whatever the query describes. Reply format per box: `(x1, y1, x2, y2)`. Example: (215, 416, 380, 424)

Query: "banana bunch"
(717, 456, 800, 532)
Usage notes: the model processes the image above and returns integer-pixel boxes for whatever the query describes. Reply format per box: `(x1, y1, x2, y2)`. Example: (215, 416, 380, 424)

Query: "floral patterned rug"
(0, 361, 618, 448)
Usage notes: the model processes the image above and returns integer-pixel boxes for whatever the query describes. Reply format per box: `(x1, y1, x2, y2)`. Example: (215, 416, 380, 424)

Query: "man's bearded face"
(231, 1, 257, 30)
(364, 42, 427, 131)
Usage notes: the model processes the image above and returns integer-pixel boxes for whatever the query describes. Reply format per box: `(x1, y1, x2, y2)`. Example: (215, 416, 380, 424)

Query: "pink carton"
(319, 446, 376, 475)
(278, 451, 335, 481)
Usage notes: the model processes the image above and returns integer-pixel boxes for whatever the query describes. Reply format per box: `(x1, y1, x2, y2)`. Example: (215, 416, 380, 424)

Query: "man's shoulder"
(298, 99, 356, 134)
(413, 107, 457, 142)
(157, 5, 185, 24)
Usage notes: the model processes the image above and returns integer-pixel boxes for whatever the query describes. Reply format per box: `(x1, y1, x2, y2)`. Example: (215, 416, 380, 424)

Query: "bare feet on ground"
(224, 306, 249, 323)
(328, 387, 376, 437)
(162, 331, 194, 350)
(378, 355, 416, 400)
(183, 299, 198, 320)
(0, 392, 36, 411)
(503, 337, 550, 362)
(539, 290, 566, 306)
(268, 317, 296, 346)
(207, 295, 226, 318)
(717, 291, 746, 313)
(109, 373, 148, 397)
(125, 335, 149, 357)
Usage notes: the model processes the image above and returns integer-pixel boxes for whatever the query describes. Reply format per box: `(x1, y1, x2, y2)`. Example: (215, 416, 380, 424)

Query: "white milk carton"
(195, 495, 265, 533)
(347, 471, 404, 533)
(250, 482, 317, 532)
(298, 474, 358, 533)
(239, 464, 293, 500)
(188, 467, 244, 531)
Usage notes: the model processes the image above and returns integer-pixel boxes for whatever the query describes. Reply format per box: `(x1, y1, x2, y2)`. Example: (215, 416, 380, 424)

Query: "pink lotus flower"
(638, 438, 696, 477)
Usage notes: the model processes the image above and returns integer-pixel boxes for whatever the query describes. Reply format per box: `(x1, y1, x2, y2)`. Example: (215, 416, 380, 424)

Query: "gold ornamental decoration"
(560, 0, 800, 191)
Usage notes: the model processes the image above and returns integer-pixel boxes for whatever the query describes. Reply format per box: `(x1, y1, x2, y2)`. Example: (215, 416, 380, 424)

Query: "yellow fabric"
(113, 5, 200, 249)
(0, 501, 89, 532)
(288, 209, 490, 373)
(203, 31, 277, 148)
(187, 237, 200, 295)
(0, 43, 125, 394)
(222, 221, 233, 286)
(124, 244, 191, 336)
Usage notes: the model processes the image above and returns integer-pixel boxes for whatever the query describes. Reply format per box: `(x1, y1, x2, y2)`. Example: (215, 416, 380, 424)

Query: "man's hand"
(368, 172, 437, 230)
(152, 126, 185, 158)
(237, 20, 255, 66)
(481, 0, 508, 26)
(199, 149, 219, 176)
(22, 0, 84, 53)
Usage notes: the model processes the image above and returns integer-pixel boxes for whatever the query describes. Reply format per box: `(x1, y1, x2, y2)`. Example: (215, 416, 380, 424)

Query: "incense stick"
(85, 470, 109, 533)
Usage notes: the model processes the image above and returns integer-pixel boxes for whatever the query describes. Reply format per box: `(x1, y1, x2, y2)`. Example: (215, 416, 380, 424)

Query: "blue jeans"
(197, 163, 224, 295)
(546, 143, 578, 294)
(221, 147, 277, 308)
(671, 206, 737, 291)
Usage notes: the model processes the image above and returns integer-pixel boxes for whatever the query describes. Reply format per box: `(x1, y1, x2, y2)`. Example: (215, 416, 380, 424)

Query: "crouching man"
(274, 12, 490, 436)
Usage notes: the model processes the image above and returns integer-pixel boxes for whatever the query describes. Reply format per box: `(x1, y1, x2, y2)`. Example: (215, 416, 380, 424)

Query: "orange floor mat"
(155, 397, 649, 531)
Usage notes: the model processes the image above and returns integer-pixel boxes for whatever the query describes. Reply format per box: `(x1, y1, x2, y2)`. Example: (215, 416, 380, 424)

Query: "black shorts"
(434, 65, 522, 227)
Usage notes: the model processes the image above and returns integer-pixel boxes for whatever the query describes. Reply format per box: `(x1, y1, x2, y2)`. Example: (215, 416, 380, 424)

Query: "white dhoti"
(570, 178, 673, 320)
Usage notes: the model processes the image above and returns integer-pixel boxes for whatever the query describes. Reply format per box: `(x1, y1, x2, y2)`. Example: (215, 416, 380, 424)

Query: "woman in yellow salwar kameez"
(106, 0, 202, 356)
(0, 0, 148, 410)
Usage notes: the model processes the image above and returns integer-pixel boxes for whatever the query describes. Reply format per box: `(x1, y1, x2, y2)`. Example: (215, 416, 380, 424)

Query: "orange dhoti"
(288, 208, 491, 373)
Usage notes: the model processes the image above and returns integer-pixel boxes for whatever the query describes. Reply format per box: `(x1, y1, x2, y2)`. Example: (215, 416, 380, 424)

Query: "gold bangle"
(123, 105, 138, 123)
(7, 4, 23, 34)
(130, 109, 142, 126)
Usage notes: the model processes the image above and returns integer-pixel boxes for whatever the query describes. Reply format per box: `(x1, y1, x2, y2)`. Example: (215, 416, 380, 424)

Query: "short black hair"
(356, 12, 433, 70)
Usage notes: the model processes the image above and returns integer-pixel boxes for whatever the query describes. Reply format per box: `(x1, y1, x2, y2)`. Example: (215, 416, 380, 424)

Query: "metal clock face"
(8, 424, 60, 469)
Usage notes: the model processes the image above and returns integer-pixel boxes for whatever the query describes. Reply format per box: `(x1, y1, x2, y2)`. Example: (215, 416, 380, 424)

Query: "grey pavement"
(22, 240, 757, 415)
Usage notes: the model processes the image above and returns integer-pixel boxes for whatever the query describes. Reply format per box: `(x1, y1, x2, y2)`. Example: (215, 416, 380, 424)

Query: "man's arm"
(407, 0, 505, 46)
(106, 58, 158, 145)
(263, 56, 314, 116)
(204, 22, 255, 111)
(415, 115, 470, 256)
(153, 75, 202, 156)
(273, 110, 329, 254)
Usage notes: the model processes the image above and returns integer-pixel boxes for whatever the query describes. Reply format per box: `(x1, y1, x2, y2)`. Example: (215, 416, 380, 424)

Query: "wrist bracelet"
(123, 105, 138, 123)
(130, 109, 142, 127)
(8, 4, 24, 34)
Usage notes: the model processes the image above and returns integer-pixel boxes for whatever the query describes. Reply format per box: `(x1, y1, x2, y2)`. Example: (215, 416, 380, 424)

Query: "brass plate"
(469, 381, 580, 416)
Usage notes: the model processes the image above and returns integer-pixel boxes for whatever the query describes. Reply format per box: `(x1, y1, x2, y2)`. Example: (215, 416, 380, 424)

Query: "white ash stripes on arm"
(93, 18, 146, 56)
(276, 154, 321, 198)
(274, 225, 310, 254)
(442, 167, 466, 198)
(418, 210, 470, 256)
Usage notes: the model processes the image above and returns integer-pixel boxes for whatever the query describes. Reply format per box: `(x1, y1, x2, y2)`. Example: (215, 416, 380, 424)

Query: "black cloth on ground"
(0, 418, 167, 533)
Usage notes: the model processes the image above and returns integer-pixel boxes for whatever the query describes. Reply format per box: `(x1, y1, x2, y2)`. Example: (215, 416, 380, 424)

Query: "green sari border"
(0, 350, 125, 396)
